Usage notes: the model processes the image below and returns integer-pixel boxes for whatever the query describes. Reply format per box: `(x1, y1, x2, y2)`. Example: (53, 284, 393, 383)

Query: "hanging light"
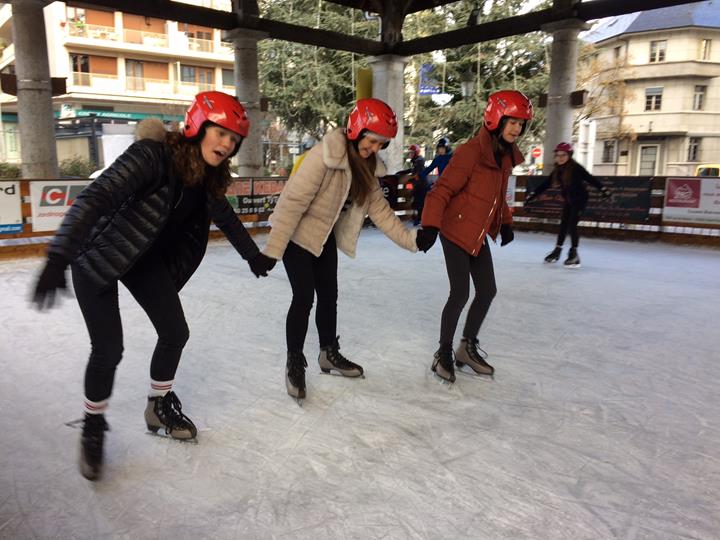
(460, 68, 475, 99)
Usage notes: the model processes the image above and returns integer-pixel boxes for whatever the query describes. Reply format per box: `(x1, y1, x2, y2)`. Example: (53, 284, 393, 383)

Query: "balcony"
(176, 81, 216, 96)
(71, 71, 121, 93)
(188, 36, 214, 53)
(126, 76, 173, 95)
(123, 29, 168, 48)
(68, 23, 119, 41)
(621, 61, 720, 81)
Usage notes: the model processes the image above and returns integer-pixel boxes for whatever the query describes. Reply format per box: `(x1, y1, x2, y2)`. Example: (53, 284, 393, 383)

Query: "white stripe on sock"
(83, 398, 109, 415)
(149, 379, 174, 397)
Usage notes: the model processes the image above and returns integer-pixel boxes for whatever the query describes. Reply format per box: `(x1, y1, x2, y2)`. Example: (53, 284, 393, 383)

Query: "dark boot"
(286, 351, 308, 399)
(80, 413, 108, 481)
(318, 336, 364, 377)
(145, 391, 197, 440)
(544, 246, 562, 263)
(432, 344, 456, 383)
(564, 247, 581, 268)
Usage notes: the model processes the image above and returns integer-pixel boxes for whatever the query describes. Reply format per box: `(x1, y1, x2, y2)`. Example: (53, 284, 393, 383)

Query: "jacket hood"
(135, 118, 167, 142)
(322, 127, 387, 177)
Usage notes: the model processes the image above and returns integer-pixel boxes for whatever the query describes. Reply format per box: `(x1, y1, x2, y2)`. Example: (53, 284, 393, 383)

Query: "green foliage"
(0, 162, 21, 178)
(59, 156, 96, 178)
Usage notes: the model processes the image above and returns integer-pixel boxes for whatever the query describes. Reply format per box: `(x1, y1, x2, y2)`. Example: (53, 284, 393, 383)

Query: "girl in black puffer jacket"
(31, 91, 275, 481)
(525, 142, 610, 267)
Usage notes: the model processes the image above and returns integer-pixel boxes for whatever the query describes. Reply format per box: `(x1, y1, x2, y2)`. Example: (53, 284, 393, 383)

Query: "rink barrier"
(510, 175, 720, 247)
(0, 177, 416, 257)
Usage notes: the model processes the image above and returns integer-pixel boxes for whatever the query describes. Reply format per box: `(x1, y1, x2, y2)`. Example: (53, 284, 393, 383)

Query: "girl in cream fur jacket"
(257, 98, 432, 401)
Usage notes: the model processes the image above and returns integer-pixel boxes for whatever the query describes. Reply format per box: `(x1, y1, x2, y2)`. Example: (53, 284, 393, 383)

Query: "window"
(645, 87, 663, 111)
(602, 140, 617, 163)
(126, 59, 144, 91)
(222, 69, 234, 87)
(699, 39, 711, 60)
(180, 65, 196, 83)
(614, 45, 622, 60)
(688, 137, 701, 162)
(693, 85, 706, 111)
(649, 40, 666, 62)
(70, 53, 89, 73)
(66, 7, 85, 24)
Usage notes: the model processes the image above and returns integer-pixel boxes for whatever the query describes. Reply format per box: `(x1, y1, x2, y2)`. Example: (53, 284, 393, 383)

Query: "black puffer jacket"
(532, 159, 604, 209)
(48, 139, 259, 291)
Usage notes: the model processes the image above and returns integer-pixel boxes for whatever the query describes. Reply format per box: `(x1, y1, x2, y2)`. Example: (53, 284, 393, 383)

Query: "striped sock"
(149, 379, 173, 397)
(84, 397, 109, 416)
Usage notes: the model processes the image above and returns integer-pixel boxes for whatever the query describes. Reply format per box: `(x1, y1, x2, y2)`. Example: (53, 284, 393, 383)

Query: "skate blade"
(456, 365, 494, 378)
(64, 418, 85, 429)
(145, 430, 199, 444)
(564, 263, 581, 268)
(319, 369, 365, 379)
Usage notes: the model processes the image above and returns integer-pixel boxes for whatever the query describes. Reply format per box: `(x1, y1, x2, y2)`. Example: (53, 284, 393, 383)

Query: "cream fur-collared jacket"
(264, 128, 417, 260)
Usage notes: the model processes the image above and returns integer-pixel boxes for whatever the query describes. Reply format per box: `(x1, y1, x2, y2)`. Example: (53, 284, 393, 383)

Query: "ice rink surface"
(1, 230, 718, 540)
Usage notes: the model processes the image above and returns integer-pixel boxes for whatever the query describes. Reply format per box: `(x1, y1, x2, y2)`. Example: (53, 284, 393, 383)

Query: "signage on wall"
(0, 181, 23, 234)
(29, 180, 90, 231)
(663, 177, 720, 224)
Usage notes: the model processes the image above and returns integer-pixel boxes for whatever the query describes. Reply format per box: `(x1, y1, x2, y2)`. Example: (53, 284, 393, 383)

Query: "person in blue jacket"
(420, 137, 453, 183)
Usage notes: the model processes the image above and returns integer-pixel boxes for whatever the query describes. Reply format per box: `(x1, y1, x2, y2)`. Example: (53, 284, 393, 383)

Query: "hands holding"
(416, 227, 438, 253)
(248, 253, 276, 278)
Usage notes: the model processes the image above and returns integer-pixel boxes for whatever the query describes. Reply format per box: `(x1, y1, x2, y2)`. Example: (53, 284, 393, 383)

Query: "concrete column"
(11, 0, 58, 178)
(223, 29, 267, 176)
(368, 54, 407, 174)
(541, 18, 588, 168)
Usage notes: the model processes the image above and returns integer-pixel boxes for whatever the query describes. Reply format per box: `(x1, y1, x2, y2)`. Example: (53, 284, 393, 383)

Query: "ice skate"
(286, 351, 307, 404)
(431, 344, 456, 384)
(79, 413, 108, 481)
(145, 391, 197, 440)
(544, 246, 562, 263)
(318, 336, 364, 378)
(455, 337, 494, 377)
(564, 247, 581, 268)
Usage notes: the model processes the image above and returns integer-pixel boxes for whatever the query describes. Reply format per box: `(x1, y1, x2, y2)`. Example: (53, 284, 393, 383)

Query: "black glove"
(524, 191, 537, 208)
(416, 227, 439, 253)
(32, 255, 68, 310)
(500, 224, 514, 246)
(248, 253, 276, 278)
(600, 186, 611, 200)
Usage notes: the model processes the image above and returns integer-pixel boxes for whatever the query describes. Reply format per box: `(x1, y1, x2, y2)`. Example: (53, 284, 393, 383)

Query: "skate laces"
(466, 339, 488, 362)
(326, 337, 359, 369)
(436, 345, 454, 371)
(287, 353, 307, 384)
(158, 391, 194, 434)
(82, 414, 108, 455)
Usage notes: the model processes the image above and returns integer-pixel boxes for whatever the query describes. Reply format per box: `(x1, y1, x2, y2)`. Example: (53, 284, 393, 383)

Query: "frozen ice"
(1, 230, 719, 539)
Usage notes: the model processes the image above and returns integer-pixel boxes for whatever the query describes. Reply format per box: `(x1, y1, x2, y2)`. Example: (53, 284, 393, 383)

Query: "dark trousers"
(557, 204, 582, 248)
(282, 233, 338, 352)
(439, 235, 497, 345)
(72, 248, 189, 402)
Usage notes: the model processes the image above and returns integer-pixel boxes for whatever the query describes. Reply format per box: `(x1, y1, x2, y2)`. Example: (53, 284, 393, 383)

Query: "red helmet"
(184, 91, 250, 139)
(408, 144, 421, 155)
(554, 142, 573, 154)
(346, 98, 398, 141)
(484, 90, 533, 133)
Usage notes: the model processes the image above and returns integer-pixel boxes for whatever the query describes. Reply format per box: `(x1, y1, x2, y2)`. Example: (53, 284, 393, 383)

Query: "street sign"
(531, 147, 542, 158)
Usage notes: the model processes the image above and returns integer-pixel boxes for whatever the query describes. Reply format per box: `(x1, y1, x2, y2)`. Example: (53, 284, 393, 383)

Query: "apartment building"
(0, 0, 236, 165)
(582, 1, 720, 176)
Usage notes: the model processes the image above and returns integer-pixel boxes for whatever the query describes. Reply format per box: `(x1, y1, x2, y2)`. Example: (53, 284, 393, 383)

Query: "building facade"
(0, 0, 239, 165)
(582, 1, 720, 176)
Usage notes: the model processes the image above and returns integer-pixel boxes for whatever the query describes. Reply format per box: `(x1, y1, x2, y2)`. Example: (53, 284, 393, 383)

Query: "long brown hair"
(346, 139, 378, 207)
(165, 130, 233, 199)
(550, 158, 574, 188)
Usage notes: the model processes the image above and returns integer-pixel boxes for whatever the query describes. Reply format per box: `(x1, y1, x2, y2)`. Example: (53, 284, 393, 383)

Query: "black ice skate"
(286, 351, 308, 403)
(318, 336, 364, 377)
(145, 391, 197, 440)
(80, 413, 108, 481)
(455, 337, 494, 377)
(564, 247, 581, 268)
(544, 246, 562, 263)
(432, 344, 456, 383)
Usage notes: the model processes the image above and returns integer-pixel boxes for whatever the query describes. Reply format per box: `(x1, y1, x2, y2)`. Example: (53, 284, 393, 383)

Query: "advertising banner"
(226, 177, 287, 216)
(29, 180, 90, 231)
(0, 181, 22, 234)
(663, 177, 720, 224)
(522, 176, 652, 221)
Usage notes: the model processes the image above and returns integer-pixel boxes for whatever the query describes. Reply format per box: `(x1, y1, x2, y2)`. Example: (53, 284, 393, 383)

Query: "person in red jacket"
(420, 90, 533, 383)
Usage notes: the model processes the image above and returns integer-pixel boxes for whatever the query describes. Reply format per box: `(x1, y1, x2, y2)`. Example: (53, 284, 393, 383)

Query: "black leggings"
(282, 232, 338, 353)
(557, 204, 582, 248)
(72, 248, 189, 402)
(439, 235, 497, 345)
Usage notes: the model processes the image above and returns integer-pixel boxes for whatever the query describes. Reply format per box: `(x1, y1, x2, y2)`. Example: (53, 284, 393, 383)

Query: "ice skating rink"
(1, 229, 718, 540)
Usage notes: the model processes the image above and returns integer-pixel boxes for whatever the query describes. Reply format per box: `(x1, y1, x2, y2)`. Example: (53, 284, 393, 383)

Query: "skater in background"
(421, 90, 532, 383)
(525, 142, 610, 268)
(31, 91, 274, 480)
(258, 98, 436, 401)
(394, 143, 426, 223)
(420, 137, 453, 183)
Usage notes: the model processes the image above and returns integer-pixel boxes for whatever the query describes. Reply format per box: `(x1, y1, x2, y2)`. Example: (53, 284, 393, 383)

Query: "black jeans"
(439, 235, 497, 345)
(72, 248, 189, 402)
(557, 204, 582, 248)
(282, 233, 338, 353)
